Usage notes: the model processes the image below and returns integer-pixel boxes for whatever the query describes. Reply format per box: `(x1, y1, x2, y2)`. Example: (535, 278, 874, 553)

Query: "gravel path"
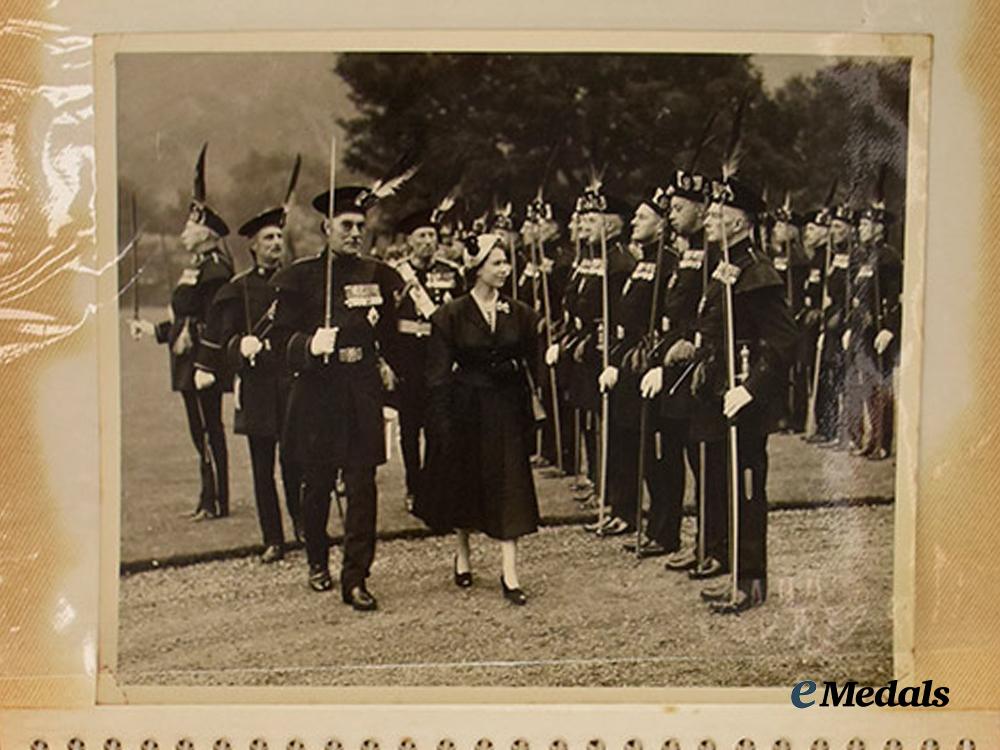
(118, 505, 893, 688)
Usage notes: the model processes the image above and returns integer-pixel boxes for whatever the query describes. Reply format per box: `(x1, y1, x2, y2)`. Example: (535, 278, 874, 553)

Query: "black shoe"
(500, 576, 527, 606)
(664, 549, 698, 571)
(453, 555, 473, 588)
(622, 539, 670, 558)
(709, 585, 765, 615)
(688, 556, 726, 580)
(308, 565, 333, 592)
(595, 517, 633, 537)
(804, 434, 834, 444)
(699, 578, 733, 602)
(260, 544, 284, 564)
(343, 585, 378, 612)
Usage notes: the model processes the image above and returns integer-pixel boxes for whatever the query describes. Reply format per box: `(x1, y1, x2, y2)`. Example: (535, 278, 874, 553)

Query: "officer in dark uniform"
(550, 210, 599, 495)
(770, 199, 810, 433)
(639, 169, 715, 571)
(391, 206, 466, 510)
(845, 194, 902, 460)
(131, 144, 233, 521)
(691, 175, 798, 614)
(599, 188, 671, 549)
(269, 185, 405, 611)
(799, 206, 831, 442)
(196, 160, 303, 563)
(522, 200, 575, 472)
(808, 204, 854, 445)
(567, 183, 635, 535)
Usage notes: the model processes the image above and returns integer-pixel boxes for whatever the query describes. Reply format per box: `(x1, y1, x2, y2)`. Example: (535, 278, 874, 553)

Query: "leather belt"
(398, 319, 433, 337)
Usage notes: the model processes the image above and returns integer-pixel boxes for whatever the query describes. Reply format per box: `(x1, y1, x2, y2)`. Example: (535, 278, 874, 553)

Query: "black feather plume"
(874, 162, 889, 206)
(824, 176, 840, 208)
(283, 154, 301, 207)
(193, 143, 207, 203)
(686, 108, 720, 174)
(721, 91, 750, 181)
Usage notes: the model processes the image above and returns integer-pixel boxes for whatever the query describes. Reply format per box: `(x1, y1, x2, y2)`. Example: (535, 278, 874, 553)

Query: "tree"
(334, 52, 911, 237)
(335, 52, 767, 226)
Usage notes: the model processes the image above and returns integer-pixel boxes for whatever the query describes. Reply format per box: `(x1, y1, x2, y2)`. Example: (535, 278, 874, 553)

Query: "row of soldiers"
(130, 135, 902, 614)
(425, 169, 901, 613)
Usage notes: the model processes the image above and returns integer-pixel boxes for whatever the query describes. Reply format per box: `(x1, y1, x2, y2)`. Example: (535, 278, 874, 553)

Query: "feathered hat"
(187, 143, 230, 237)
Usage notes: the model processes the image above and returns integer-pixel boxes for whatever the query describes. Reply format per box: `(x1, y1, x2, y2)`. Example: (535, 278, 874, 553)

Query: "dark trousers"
(181, 388, 228, 515)
(815, 336, 844, 440)
(579, 409, 603, 485)
(396, 389, 427, 496)
(841, 350, 866, 448)
(865, 355, 895, 455)
(301, 463, 377, 594)
(703, 429, 769, 592)
(788, 360, 809, 433)
(607, 411, 668, 539)
(247, 435, 302, 547)
(540, 371, 574, 471)
(646, 416, 696, 552)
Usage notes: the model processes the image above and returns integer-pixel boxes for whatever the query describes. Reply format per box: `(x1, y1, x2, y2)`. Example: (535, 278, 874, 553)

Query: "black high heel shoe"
(453, 555, 473, 588)
(500, 575, 527, 605)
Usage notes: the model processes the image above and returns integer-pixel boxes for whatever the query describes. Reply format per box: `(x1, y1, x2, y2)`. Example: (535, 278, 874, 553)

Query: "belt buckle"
(338, 347, 363, 364)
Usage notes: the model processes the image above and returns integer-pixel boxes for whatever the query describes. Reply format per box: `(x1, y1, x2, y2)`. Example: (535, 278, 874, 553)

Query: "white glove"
(841, 330, 852, 351)
(309, 326, 338, 357)
(240, 335, 264, 360)
(640, 367, 663, 399)
(874, 329, 894, 354)
(545, 343, 560, 367)
(193, 369, 216, 391)
(664, 338, 696, 366)
(129, 319, 155, 339)
(723, 385, 753, 418)
(598, 366, 619, 392)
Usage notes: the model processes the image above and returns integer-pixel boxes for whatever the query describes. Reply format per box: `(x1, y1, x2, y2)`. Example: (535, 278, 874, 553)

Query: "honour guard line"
(129, 108, 902, 614)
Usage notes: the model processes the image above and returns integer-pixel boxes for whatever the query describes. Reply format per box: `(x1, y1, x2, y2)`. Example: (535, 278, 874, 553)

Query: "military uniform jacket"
(603, 239, 672, 425)
(846, 241, 902, 363)
(197, 265, 287, 437)
(689, 237, 799, 442)
(154, 248, 233, 392)
(565, 239, 636, 410)
(653, 233, 717, 419)
(574, 239, 637, 364)
(269, 251, 404, 467)
(392, 254, 465, 395)
(770, 241, 811, 315)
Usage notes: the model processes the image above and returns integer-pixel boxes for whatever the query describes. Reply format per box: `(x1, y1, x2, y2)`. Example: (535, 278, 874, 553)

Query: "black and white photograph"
(105, 36, 922, 690)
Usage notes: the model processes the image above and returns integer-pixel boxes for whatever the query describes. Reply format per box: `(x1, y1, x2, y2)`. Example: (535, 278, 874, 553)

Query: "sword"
(718, 208, 742, 607)
(597, 216, 611, 527)
(323, 135, 336, 365)
(633, 224, 668, 559)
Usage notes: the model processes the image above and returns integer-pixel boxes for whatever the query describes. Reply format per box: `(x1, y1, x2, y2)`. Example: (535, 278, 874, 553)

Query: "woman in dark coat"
(414, 233, 541, 605)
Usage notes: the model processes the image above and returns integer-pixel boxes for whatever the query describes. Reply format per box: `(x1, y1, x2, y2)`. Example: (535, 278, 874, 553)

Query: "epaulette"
(292, 252, 323, 265)
(230, 267, 255, 282)
(434, 255, 463, 272)
(734, 254, 784, 294)
(199, 254, 234, 284)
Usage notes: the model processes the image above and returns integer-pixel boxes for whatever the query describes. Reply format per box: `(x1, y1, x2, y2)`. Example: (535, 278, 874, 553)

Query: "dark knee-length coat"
(414, 292, 541, 540)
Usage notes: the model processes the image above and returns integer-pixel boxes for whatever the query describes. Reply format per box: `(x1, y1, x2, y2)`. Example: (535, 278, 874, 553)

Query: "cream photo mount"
(93, 29, 931, 705)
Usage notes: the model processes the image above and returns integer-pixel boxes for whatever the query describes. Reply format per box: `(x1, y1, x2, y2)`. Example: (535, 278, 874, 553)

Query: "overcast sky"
(116, 52, 835, 230)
